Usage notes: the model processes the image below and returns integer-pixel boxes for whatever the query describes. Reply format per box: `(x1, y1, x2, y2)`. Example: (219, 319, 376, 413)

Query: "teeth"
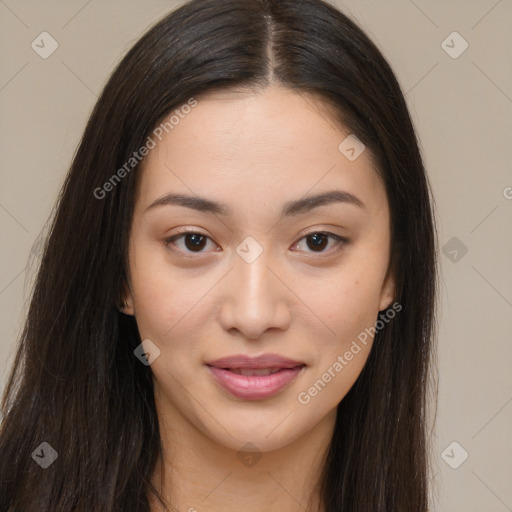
(229, 368, 282, 376)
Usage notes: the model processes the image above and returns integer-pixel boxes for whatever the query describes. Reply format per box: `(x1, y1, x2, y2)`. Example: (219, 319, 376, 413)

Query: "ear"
(378, 266, 396, 312)
(118, 281, 135, 316)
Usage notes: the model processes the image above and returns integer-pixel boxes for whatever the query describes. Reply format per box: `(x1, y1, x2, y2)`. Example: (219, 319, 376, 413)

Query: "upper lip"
(206, 353, 306, 369)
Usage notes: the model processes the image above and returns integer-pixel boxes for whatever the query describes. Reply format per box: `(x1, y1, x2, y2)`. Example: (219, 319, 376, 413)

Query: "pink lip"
(206, 354, 306, 400)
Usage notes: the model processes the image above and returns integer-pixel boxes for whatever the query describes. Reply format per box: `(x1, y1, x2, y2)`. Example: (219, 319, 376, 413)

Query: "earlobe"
(119, 298, 135, 316)
(118, 282, 135, 315)
(378, 271, 396, 312)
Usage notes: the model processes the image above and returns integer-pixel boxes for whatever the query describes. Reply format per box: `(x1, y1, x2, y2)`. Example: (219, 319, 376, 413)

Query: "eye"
(164, 229, 218, 256)
(292, 231, 348, 255)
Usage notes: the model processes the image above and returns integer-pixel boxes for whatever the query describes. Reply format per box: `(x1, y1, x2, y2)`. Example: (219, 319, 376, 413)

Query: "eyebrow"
(145, 189, 365, 217)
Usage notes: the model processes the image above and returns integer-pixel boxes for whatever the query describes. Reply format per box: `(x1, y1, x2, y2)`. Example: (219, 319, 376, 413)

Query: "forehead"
(134, 85, 387, 218)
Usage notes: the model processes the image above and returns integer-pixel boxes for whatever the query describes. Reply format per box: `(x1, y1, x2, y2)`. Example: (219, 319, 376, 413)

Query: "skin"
(122, 84, 395, 512)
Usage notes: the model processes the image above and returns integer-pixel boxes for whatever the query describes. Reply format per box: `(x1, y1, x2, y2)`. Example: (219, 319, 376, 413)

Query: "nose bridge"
(219, 235, 290, 338)
(234, 239, 277, 314)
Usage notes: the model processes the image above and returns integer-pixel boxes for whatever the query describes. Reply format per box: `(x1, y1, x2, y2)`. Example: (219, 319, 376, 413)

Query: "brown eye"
(181, 233, 207, 252)
(306, 232, 329, 251)
(164, 230, 217, 255)
(293, 232, 348, 255)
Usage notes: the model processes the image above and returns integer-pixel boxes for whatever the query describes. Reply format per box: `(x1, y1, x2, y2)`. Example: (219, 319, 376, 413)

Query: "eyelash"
(163, 228, 349, 258)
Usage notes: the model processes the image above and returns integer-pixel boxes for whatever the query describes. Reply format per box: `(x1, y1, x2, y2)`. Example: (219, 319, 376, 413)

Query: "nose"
(218, 246, 291, 340)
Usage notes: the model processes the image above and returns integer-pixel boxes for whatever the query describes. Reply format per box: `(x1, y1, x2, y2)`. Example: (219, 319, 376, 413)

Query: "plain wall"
(1, 1, 511, 510)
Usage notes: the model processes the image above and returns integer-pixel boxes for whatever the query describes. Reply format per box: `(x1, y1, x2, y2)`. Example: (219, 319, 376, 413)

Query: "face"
(124, 84, 395, 453)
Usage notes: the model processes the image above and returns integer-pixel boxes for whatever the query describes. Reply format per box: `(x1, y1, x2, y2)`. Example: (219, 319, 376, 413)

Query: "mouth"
(223, 367, 287, 376)
(205, 354, 307, 400)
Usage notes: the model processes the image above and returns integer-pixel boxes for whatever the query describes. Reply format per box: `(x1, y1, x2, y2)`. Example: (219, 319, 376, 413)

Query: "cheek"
(307, 264, 383, 341)
(300, 255, 386, 403)
(297, 276, 377, 411)
(130, 265, 174, 340)
(128, 241, 205, 339)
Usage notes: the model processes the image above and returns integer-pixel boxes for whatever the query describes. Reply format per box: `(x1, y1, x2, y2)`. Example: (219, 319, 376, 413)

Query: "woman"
(0, 0, 438, 510)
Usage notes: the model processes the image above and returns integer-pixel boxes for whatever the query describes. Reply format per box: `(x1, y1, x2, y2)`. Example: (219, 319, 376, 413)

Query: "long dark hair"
(0, 0, 438, 510)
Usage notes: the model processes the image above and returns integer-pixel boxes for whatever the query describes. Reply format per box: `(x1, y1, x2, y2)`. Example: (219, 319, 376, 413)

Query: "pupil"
(185, 234, 206, 251)
(307, 233, 327, 251)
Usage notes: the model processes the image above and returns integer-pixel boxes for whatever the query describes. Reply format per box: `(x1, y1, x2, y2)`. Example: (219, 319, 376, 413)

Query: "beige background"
(1, 1, 511, 510)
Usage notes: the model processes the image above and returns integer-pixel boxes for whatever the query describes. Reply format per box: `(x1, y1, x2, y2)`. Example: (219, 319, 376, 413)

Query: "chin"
(197, 408, 315, 454)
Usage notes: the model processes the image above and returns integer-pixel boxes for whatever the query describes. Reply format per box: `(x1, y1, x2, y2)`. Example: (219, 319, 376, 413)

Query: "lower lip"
(207, 365, 305, 400)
